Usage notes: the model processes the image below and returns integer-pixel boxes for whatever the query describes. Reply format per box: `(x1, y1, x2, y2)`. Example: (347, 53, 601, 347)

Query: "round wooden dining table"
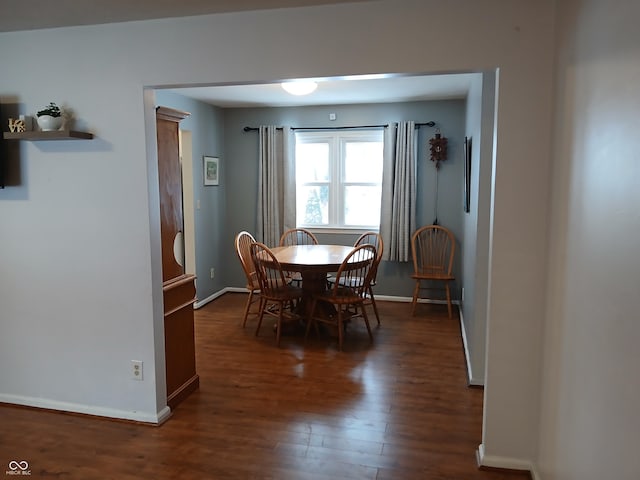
(264, 244, 373, 333)
(268, 244, 367, 295)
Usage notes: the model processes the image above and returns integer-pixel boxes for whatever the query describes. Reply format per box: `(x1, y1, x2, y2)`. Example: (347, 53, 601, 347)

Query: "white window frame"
(294, 129, 384, 233)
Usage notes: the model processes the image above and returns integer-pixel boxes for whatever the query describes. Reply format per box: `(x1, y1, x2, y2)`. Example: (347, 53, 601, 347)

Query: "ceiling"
(169, 73, 477, 108)
(1, 0, 476, 107)
(0, 0, 372, 33)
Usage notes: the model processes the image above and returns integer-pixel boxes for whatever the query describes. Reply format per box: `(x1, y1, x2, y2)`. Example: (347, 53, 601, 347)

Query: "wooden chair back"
(250, 242, 290, 296)
(235, 231, 259, 289)
(354, 231, 383, 277)
(328, 244, 377, 300)
(279, 228, 319, 247)
(411, 225, 455, 278)
(250, 241, 303, 345)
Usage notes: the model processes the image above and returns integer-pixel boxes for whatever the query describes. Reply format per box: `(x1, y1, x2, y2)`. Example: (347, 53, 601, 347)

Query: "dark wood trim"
(162, 273, 197, 290)
(164, 298, 196, 317)
(166, 374, 200, 410)
(478, 465, 533, 479)
(155, 106, 190, 122)
(3, 130, 93, 140)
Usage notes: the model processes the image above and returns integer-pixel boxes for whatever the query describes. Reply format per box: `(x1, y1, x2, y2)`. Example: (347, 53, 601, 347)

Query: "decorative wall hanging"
(464, 136, 472, 213)
(203, 156, 220, 186)
(429, 129, 448, 169)
(428, 129, 448, 225)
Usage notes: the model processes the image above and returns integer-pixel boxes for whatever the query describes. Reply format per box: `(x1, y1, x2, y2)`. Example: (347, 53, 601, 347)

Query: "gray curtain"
(256, 126, 295, 246)
(380, 121, 417, 262)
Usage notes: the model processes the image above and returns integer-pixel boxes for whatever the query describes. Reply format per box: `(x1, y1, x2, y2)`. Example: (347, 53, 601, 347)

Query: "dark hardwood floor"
(1, 293, 530, 479)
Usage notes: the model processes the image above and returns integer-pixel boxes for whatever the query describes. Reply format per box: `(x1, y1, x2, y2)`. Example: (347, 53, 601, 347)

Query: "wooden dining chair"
(250, 242, 304, 346)
(327, 231, 384, 325)
(306, 244, 376, 351)
(354, 232, 383, 325)
(234, 231, 261, 327)
(279, 228, 318, 247)
(410, 225, 456, 318)
(278, 228, 319, 285)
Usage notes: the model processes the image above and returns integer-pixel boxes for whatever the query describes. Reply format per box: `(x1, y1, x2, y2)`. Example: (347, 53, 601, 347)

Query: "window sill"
(302, 227, 379, 236)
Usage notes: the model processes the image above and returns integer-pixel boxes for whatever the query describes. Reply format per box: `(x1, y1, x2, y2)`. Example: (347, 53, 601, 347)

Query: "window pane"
(297, 185, 329, 225)
(295, 130, 384, 230)
(296, 143, 329, 182)
(344, 186, 381, 226)
(344, 141, 383, 182)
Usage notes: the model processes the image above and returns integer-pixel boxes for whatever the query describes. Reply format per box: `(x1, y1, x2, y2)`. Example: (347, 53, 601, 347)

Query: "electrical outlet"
(210, 267, 215, 279)
(131, 360, 143, 381)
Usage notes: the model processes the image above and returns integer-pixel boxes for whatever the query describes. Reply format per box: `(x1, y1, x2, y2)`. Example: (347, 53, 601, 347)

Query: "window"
(295, 130, 384, 231)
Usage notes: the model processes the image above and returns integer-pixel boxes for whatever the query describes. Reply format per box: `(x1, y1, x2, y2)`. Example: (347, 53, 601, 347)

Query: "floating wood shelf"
(3, 130, 93, 140)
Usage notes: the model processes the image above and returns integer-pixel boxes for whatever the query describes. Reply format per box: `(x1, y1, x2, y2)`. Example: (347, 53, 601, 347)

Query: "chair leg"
(255, 298, 266, 336)
(445, 282, 452, 319)
(368, 286, 381, 325)
(305, 298, 317, 342)
(361, 304, 373, 343)
(337, 310, 344, 351)
(242, 290, 254, 327)
(411, 280, 420, 315)
(276, 301, 283, 347)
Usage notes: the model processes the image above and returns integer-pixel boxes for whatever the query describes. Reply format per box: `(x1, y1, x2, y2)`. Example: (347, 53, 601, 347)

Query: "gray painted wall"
(152, 93, 468, 304)
(222, 100, 466, 300)
(461, 72, 496, 385)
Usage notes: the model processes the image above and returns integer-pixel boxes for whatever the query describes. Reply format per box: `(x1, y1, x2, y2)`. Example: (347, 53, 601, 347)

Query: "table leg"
(301, 270, 337, 325)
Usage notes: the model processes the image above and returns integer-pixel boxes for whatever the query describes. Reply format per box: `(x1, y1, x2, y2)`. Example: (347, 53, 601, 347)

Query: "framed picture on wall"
(464, 137, 472, 213)
(203, 156, 219, 186)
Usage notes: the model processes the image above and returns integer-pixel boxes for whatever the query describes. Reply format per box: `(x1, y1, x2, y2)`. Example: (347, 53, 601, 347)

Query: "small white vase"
(37, 115, 63, 131)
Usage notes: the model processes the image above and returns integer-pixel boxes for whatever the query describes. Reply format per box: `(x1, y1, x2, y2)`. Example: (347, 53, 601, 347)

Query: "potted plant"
(36, 102, 63, 131)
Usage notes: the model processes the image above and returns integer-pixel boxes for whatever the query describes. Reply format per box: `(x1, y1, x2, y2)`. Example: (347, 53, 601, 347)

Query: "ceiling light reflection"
(281, 81, 318, 96)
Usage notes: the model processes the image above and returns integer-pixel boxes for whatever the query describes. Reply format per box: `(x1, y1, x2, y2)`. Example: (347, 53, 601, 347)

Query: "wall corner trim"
(476, 444, 540, 479)
(458, 308, 484, 386)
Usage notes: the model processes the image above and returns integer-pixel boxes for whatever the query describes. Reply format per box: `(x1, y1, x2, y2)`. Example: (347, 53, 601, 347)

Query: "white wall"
(538, 1, 640, 478)
(0, 0, 555, 466)
(0, 80, 165, 421)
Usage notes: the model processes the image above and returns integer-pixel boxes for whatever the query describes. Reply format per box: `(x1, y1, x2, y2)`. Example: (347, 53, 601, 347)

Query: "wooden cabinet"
(156, 106, 199, 410)
(163, 274, 198, 409)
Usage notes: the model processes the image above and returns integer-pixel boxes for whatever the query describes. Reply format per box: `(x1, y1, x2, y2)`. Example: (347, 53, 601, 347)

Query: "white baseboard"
(0, 393, 170, 425)
(374, 294, 460, 305)
(202, 290, 461, 307)
(157, 406, 172, 424)
(193, 287, 234, 309)
(477, 444, 540, 479)
(531, 465, 542, 480)
(224, 287, 248, 294)
(458, 308, 484, 386)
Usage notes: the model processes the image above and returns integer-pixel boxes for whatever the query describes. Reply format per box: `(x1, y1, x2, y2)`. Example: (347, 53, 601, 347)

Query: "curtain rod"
(242, 121, 435, 132)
